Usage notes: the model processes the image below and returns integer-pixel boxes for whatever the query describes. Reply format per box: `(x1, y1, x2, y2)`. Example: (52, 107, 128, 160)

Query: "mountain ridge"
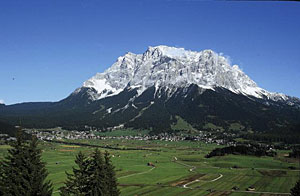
(0, 45, 299, 141)
(79, 45, 299, 106)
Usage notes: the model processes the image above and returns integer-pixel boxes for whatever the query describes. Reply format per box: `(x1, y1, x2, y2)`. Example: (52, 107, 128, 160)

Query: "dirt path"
(175, 160, 196, 172)
(118, 167, 155, 179)
(182, 179, 200, 189)
(209, 174, 223, 182)
(175, 160, 223, 189)
(182, 173, 223, 189)
(176, 159, 292, 194)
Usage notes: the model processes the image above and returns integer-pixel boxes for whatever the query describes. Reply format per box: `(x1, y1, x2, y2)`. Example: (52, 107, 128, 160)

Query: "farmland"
(0, 138, 299, 196)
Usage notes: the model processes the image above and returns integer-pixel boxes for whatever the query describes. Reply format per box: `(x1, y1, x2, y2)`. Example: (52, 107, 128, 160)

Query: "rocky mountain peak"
(78, 45, 297, 104)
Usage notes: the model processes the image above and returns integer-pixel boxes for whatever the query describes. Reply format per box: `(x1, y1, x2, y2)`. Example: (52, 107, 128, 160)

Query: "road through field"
(175, 159, 292, 195)
(174, 160, 196, 172)
(176, 160, 223, 189)
(118, 167, 156, 179)
(209, 174, 223, 182)
(182, 173, 223, 189)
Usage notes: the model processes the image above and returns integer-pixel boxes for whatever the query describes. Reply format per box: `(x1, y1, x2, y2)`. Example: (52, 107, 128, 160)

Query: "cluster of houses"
(21, 128, 234, 146)
(1, 128, 279, 155)
(24, 129, 98, 141)
(0, 133, 16, 141)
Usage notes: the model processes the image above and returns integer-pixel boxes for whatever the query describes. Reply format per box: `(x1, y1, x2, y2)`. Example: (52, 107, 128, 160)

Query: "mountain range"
(1, 46, 299, 139)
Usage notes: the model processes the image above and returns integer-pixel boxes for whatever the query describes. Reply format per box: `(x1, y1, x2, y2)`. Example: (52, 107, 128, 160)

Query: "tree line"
(205, 144, 277, 158)
(0, 131, 119, 196)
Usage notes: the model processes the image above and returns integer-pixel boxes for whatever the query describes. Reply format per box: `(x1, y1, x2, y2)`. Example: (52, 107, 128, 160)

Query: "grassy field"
(0, 139, 299, 196)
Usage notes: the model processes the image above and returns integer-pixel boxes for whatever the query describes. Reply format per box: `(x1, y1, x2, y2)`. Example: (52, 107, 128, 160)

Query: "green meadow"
(0, 139, 299, 196)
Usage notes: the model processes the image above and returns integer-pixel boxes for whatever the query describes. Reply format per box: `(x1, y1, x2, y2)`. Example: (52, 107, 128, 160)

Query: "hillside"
(0, 46, 299, 140)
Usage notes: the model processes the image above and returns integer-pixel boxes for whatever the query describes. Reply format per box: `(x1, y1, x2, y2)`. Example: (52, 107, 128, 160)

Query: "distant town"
(0, 125, 238, 146)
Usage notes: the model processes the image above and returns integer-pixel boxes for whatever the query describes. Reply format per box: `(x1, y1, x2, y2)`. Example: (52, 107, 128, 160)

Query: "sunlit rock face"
(77, 45, 297, 105)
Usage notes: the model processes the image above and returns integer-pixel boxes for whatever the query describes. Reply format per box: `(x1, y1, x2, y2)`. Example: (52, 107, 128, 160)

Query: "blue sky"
(0, 0, 299, 105)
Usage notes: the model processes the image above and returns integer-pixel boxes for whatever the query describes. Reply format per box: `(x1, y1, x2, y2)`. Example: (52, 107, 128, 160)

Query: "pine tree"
(104, 151, 120, 196)
(0, 130, 27, 195)
(0, 130, 53, 196)
(27, 136, 53, 195)
(88, 148, 108, 196)
(0, 160, 4, 196)
(291, 179, 300, 196)
(60, 149, 120, 196)
(59, 151, 90, 196)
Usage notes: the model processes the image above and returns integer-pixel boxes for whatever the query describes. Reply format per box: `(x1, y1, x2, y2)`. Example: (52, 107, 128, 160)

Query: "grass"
(203, 123, 224, 131)
(0, 145, 11, 149)
(229, 123, 245, 131)
(171, 116, 196, 131)
(0, 139, 299, 196)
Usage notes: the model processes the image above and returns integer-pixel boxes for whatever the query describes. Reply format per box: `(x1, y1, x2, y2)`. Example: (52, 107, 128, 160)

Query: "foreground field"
(0, 139, 299, 196)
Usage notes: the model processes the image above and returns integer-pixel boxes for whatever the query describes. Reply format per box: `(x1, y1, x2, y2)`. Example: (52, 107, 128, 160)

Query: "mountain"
(0, 121, 18, 137)
(80, 46, 297, 104)
(0, 46, 299, 140)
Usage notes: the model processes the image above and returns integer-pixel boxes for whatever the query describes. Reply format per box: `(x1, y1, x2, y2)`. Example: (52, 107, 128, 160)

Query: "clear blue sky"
(0, 0, 299, 105)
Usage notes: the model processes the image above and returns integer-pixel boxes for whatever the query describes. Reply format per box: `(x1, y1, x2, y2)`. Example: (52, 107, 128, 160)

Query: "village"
(18, 128, 237, 146)
(1, 126, 284, 153)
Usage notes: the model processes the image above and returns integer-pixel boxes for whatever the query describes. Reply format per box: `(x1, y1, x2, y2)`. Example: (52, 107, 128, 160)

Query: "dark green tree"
(88, 148, 108, 196)
(59, 151, 90, 196)
(0, 131, 53, 196)
(291, 179, 300, 196)
(27, 135, 53, 195)
(104, 151, 120, 196)
(0, 159, 4, 196)
(61, 149, 120, 196)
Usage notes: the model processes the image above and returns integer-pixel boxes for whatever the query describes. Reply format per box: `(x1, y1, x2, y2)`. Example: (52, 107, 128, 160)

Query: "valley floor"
(0, 139, 299, 196)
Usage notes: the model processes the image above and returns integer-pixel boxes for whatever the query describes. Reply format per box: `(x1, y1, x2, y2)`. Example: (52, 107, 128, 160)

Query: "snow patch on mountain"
(83, 75, 123, 99)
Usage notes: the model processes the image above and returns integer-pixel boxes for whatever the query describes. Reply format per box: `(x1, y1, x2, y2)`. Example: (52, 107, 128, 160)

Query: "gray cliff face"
(75, 45, 299, 106)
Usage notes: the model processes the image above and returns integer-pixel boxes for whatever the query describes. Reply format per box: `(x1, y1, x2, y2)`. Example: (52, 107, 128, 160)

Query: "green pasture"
(0, 139, 299, 196)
